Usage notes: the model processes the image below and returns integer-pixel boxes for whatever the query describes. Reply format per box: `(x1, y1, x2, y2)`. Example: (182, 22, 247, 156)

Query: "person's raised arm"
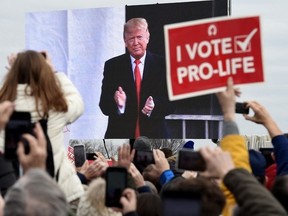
(116, 143, 135, 170)
(244, 101, 288, 176)
(153, 149, 173, 186)
(244, 101, 282, 138)
(215, 77, 251, 216)
(199, 146, 287, 216)
(77, 159, 108, 183)
(120, 188, 138, 216)
(216, 77, 241, 136)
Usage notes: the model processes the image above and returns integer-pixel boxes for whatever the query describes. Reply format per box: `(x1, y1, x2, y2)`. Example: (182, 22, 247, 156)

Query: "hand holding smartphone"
(235, 102, 249, 114)
(4, 111, 33, 160)
(105, 167, 127, 208)
(176, 149, 206, 172)
(133, 150, 155, 173)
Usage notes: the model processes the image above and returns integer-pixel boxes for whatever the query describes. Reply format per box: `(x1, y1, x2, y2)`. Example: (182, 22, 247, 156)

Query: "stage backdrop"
(26, 7, 125, 143)
(25, 1, 228, 142)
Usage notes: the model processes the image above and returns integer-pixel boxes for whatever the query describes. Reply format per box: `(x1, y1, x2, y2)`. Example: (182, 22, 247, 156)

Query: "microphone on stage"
(103, 139, 110, 159)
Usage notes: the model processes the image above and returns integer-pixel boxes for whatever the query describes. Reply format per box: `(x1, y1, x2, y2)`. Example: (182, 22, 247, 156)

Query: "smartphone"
(105, 167, 127, 208)
(73, 144, 86, 167)
(86, 152, 97, 160)
(4, 111, 33, 160)
(86, 152, 97, 164)
(235, 102, 249, 114)
(133, 150, 155, 173)
(176, 149, 206, 171)
(162, 190, 201, 216)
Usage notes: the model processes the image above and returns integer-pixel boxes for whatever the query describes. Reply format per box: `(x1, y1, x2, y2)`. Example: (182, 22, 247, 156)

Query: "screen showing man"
(99, 18, 174, 139)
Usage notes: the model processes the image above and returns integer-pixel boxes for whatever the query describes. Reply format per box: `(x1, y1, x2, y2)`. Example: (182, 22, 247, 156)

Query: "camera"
(4, 111, 34, 160)
(176, 149, 206, 171)
(235, 102, 249, 114)
(86, 152, 97, 161)
(133, 150, 154, 173)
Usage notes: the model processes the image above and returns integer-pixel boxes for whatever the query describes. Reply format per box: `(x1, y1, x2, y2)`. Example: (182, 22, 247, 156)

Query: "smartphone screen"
(235, 102, 249, 114)
(133, 150, 155, 173)
(4, 111, 32, 160)
(105, 167, 127, 208)
(176, 149, 206, 171)
(162, 190, 201, 216)
(73, 144, 86, 167)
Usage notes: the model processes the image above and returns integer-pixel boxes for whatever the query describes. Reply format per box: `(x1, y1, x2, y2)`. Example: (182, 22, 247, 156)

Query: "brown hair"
(137, 193, 162, 216)
(160, 176, 225, 216)
(0, 50, 68, 117)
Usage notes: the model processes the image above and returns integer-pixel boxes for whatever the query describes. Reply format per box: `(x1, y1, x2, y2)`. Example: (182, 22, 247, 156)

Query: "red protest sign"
(67, 145, 75, 164)
(164, 16, 264, 100)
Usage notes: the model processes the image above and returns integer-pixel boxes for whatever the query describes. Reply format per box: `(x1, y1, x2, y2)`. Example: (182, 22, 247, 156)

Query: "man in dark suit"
(99, 18, 173, 138)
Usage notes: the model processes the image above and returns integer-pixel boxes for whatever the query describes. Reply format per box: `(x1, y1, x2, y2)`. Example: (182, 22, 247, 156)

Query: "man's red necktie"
(134, 59, 141, 138)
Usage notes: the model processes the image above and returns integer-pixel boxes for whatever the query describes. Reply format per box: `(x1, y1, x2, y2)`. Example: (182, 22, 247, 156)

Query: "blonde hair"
(123, 17, 150, 39)
(77, 178, 121, 216)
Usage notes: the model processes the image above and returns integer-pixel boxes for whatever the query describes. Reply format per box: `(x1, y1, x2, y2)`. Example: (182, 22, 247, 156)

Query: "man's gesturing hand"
(142, 96, 154, 117)
(114, 86, 127, 108)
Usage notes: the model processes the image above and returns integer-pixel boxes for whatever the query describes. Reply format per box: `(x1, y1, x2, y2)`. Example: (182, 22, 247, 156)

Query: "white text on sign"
(176, 28, 258, 84)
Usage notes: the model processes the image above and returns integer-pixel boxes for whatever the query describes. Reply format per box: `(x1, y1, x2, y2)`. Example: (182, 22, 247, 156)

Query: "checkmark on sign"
(234, 28, 258, 53)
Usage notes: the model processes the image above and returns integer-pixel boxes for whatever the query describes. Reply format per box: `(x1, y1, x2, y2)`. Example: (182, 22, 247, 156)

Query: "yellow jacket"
(220, 134, 252, 216)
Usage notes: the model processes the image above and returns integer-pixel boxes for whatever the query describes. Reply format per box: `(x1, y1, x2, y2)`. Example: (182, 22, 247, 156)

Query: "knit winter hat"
(133, 136, 151, 151)
(183, 140, 194, 150)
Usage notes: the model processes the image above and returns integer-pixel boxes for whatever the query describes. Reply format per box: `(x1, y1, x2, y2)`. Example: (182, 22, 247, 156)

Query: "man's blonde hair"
(123, 17, 150, 39)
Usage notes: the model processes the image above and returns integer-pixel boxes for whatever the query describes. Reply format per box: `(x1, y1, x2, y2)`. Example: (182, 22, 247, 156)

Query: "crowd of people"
(0, 17, 288, 216)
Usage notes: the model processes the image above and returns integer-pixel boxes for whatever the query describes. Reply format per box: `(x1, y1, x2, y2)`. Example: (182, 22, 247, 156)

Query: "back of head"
(133, 136, 151, 151)
(160, 147, 173, 158)
(160, 177, 225, 216)
(167, 155, 184, 177)
(142, 164, 161, 193)
(77, 177, 121, 216)
(4, 168, 68, 216)
(137, 193, 162, 216)
(271, 175, 288, 212)
(249, 149, 267, 184)
(8, 50, 48, 84)
(144, 181, 158, 194)
(0, 50, 68, 116)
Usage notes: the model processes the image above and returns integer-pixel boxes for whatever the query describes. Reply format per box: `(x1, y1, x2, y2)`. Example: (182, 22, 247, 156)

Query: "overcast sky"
(0, 0, 287, 139)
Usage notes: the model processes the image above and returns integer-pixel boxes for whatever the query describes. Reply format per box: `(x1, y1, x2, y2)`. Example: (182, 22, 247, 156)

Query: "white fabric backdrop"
(26, 7, 125, 144)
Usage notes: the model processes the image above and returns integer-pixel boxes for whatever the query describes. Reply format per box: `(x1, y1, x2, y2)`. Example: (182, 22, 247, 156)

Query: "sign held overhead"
(164, 16, 264, 101)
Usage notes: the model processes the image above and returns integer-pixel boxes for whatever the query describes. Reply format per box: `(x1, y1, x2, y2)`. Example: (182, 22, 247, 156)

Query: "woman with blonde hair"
(77, 177, 122, 216)
(0, 50, 84, 206)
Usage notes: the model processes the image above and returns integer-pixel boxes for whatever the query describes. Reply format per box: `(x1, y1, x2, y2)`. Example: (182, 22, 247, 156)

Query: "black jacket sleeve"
(223, 168, 287, 216)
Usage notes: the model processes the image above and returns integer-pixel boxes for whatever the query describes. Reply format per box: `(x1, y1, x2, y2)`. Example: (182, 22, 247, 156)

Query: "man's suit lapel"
(140, 52, 154, 106)
(123, 54, 138, 108)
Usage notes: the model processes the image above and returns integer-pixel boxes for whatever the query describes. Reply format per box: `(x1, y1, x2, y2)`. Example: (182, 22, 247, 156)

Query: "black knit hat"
(133, 136, 151, 151)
